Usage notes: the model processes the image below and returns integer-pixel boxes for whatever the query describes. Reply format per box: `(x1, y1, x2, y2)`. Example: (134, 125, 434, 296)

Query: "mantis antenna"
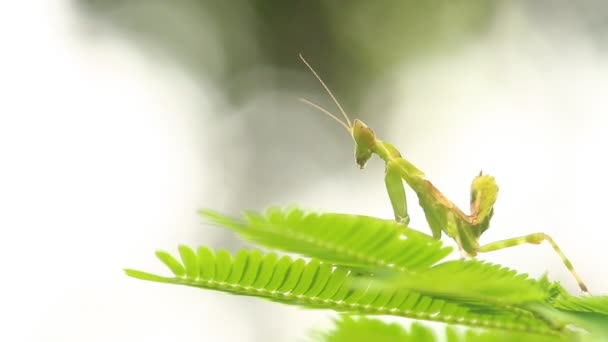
(298, 54, 353, 133)
(299, 98, 351, 132)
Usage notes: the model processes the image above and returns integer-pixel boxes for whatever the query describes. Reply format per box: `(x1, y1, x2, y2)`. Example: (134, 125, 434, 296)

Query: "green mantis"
(298, 54, 589, 293)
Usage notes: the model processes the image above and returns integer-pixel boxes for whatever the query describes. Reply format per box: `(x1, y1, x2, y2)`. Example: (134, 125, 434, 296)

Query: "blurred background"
(1, 1, 607, 341)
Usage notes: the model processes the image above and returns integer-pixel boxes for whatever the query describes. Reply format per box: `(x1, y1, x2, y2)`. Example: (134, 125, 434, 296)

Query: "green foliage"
(126, 206, 608, 341)
(314, 315, 567, 342)
(311, 316, 417, 342)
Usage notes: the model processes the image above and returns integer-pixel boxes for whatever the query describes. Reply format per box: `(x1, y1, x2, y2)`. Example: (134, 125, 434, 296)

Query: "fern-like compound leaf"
(200, 207, 452, 273)
(125, 247, 568, 338)
(200, 207, 548, 305)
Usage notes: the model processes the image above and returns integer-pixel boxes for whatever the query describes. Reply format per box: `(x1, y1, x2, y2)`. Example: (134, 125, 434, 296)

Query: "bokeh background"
(1, 1, 607, 341)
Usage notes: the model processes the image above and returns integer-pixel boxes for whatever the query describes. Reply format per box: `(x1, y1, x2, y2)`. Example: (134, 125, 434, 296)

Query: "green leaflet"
(200, 207, 548, 305)
(525, 303, 608, 342)
(549, 284, 608, 315)
(540, 285, 608, 341)
(125, 246, 565, 337)
(381, 259, 549, 305)
(199, 207, 452, 272)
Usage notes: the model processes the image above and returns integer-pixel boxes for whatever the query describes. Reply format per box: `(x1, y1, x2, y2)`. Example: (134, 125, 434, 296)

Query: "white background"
(1, 2, 607, 341)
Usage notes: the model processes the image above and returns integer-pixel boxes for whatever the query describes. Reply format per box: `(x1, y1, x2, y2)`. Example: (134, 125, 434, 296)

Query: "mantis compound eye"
(352, 119, 375, 146)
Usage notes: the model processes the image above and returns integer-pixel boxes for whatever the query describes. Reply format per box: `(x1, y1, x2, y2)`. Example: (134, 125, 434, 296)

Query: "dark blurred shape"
(75, 0, 496, 108)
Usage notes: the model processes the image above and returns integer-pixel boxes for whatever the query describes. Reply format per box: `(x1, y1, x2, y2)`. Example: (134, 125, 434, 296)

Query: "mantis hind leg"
(385, 161, 410, 225)
(478, 233, 589, 293)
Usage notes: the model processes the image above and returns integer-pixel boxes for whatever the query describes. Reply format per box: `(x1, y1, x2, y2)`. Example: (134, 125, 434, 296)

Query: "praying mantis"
(297, 54, 589, 293)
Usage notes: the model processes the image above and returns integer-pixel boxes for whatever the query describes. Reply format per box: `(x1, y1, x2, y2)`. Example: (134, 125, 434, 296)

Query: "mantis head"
(298, 54, 378, 169)
(352, 119, 376, 168)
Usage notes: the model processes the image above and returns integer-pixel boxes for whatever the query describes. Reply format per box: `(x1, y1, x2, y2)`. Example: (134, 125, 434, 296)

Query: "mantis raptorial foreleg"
(298, 54, 589, 293)
(385, 161, 410, 225)
(478, 233, 588, 292)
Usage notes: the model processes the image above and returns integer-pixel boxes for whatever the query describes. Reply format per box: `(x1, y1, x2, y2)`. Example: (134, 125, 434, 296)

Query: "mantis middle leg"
(478, 233, 588, 293)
